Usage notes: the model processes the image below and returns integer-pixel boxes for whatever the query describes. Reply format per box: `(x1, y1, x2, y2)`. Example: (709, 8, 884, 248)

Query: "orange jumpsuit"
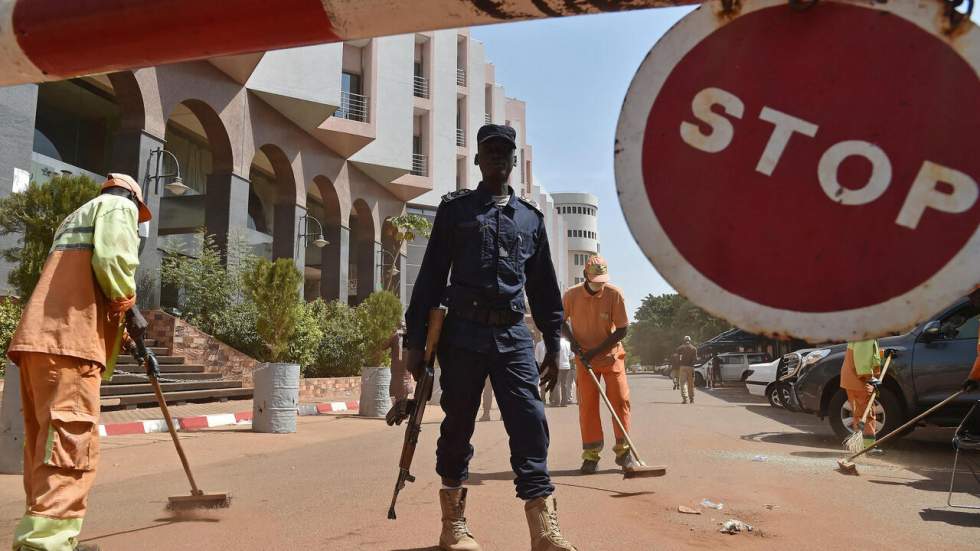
(840, 341, 881, 440)
(563, 283, 631, 461)
(8, 188, 141, 551)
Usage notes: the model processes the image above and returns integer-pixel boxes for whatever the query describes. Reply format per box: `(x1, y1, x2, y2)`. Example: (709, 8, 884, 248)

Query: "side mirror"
(921, 320, 941, 342)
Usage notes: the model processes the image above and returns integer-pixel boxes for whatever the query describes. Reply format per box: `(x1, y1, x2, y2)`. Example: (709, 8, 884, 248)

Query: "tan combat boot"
(439, 488, 482, 551)
(524, 495, 578, 551)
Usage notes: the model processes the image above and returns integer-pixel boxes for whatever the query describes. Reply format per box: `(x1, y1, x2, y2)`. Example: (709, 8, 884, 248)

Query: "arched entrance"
(348, 199, 378, 306)
(313, 175, 346, 303)
(247, 144, 298, 263)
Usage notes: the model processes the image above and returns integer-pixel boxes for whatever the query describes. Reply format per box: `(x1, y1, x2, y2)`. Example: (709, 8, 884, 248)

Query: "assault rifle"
(385, 307, 446, 520)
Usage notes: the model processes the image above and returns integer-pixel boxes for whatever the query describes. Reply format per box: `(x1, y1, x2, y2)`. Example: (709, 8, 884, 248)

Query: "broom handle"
(583, 364, 644, 462)
(857, 351, 895, 424)
(150, 374, 203, 495)
(845, 389, 966, 463)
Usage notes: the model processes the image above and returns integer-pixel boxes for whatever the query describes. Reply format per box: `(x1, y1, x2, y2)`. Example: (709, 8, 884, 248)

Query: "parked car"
(744, 359, 780, 403)
(790, 297, 979, 440)
(695, 352, 770, 385)
(767, 348, 819, 409)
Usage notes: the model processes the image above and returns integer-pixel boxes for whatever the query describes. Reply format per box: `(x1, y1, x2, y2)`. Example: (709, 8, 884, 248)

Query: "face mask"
(586, 281, 606, 293)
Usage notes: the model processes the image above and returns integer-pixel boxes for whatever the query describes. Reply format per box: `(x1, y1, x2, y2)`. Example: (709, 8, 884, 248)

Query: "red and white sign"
(616, 0, 980, 342)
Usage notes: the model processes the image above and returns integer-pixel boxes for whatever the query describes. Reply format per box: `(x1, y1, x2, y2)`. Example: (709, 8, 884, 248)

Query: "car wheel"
(695, 372, 705, 387)
(828, 388, 905, 442)
(765, 384, 782, 408)
(777, 383, 797, 412)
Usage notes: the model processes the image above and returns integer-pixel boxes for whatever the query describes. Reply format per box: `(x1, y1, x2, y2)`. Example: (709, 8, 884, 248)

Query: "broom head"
(836, 458, 859, 475)
(622, 463, 667, 479)
(167, 492, 231, 511)
(843, 429, 865, 453)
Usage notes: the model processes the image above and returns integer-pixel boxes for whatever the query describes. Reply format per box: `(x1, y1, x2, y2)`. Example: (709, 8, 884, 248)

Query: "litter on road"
(752, 455, 768, 462)
(720, 519, 754, 535)
(700, 499, 723, 510)
(677, 506, 701, 515)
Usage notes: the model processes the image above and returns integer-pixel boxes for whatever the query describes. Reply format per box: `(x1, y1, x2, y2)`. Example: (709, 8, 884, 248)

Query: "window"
(939, 305, 980, 340)
(567, 230, 572, 238)
(748, 354, 768, 364)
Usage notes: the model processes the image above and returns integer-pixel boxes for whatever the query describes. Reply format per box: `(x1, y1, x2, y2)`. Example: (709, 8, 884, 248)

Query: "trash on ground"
(752, 455, 768, 462)
(701, 499, 724, 510)
(764, 504, 778, 510)
(678, 505, 701, 515)
(720, 519, 754, 534)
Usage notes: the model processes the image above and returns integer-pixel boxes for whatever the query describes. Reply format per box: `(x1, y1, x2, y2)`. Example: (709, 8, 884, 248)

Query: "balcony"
(456, 67, 466, 87)
(456, 128, 466, 147)
(336, 91, 369, 122)
(484, 113, 491, 125)
(411, 153, 428, 177)
(413, 75, 429, 99)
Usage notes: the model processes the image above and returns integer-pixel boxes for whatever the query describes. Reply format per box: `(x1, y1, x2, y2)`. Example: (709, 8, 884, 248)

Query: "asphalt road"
(0, 375, 976, 550)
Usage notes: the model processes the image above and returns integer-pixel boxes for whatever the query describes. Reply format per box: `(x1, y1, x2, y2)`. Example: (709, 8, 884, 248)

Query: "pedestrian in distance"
(670, 352, 680, 390)
(675, 336, 698, 404)
(712, 355, 723, 389)
(405, 124, 577, 551)
(7, 174, 151, 551)
(562, 256, 636, 474)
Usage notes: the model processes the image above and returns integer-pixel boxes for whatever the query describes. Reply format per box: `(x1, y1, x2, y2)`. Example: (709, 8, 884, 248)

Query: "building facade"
(553, 192, 599, 286)
(0, 29, 571, 307)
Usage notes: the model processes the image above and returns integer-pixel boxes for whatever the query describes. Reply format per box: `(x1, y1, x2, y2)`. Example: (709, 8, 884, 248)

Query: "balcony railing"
(484, 113, 491, 125)
(456, 128, 465, 147)
(411, 153, 428, 177)
(456, 67, 466, 87)
(336, 91, 369, 122)
(413, 75, 429, 99)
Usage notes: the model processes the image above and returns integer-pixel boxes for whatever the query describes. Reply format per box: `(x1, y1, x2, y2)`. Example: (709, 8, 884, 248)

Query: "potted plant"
(244, 258, 304, 433)
(356, 290, 403, 417)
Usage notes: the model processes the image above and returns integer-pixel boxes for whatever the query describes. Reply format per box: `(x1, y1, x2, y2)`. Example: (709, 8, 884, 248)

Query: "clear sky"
(472, 7, 696, 319)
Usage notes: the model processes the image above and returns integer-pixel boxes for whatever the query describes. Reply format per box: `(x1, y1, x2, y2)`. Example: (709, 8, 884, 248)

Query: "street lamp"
(299, 214, 329, 248)
(144, 147, 190, 197)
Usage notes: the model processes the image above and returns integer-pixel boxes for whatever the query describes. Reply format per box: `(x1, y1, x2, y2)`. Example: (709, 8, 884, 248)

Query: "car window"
(941, 306, 979, 340)
(748, 354, 767, 363)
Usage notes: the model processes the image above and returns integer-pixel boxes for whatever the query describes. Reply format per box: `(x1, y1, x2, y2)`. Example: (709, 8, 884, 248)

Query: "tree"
(160, 233, 243, 335)
(243, 258, 304, 363)
(382, 214, 432, 292)
(0, 175, 101, 298)
(625, 293, 731, 366)
(356, 290, 403, 367)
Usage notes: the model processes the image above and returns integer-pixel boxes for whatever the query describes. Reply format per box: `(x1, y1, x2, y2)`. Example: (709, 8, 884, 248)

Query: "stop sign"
(616, 0, 980, 342)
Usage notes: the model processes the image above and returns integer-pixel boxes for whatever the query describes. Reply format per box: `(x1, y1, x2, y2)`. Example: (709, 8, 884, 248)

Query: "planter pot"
(252, 362, 300, 433)
(359, 366, 392, 418)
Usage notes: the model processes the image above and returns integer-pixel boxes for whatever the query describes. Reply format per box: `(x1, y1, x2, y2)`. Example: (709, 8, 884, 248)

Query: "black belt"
(451, 307, 524, 327)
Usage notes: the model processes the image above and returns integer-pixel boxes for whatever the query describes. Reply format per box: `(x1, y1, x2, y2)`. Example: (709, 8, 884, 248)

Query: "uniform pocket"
(44, 410, 99, 472)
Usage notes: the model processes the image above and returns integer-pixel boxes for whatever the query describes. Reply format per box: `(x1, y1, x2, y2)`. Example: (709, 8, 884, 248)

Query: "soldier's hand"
(405, 348, 425, 381)
(539, 352, 559, 393)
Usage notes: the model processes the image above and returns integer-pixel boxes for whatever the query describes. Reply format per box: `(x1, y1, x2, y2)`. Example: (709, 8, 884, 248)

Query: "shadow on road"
(83, 515, 220, 542)
(742, 430, 839, 450)
(554, 480, 655, 499)
(919, 507, 980, 527)
(390, 547, 441, 551)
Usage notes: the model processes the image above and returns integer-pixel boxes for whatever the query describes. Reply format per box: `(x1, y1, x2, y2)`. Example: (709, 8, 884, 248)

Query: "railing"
(456, 128, 465, 147)
(337, 91, 369, 122)
(411, 153, 428, 177)
(413, 75, 429, 98)
(484, 113, 491, 124)
(456, 67, 466, 86)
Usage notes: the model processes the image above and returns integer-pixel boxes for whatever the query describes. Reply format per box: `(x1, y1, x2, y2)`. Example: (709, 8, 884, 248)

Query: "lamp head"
(313, 236, 329, 248)
(165, 176, 190, 196)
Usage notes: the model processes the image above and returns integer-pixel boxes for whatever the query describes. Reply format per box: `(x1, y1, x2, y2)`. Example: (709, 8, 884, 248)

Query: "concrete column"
(398, 252, 407, 307)
(355, 239, 381, 305)
(321, 225, 349, 303)
(109, 129, 166, 307)
(0, 363, 24, 474)
(274, 202, 306, 278)
(0, 84, 39, 293)
(205, 172, 250, 265)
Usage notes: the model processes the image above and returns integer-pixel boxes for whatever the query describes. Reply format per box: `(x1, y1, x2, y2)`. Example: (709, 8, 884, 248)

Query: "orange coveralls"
(840, 341, 881, 440)
(563, 283, 631, 461)
(7, 191, 140, 550)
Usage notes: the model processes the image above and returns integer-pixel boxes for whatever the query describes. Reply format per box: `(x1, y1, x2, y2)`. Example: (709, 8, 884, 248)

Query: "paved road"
(0, 375, 976, 550)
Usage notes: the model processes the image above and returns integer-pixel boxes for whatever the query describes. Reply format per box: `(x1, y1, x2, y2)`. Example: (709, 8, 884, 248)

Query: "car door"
(911, 302, 978, 408)
(722, 355, 744, 381)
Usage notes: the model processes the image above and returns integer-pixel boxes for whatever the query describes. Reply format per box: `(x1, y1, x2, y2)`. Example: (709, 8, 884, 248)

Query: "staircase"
(101, 338, 253, 410)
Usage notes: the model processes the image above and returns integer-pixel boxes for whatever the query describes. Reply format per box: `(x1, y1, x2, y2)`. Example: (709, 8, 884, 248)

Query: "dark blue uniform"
(405, 183, 563, 500)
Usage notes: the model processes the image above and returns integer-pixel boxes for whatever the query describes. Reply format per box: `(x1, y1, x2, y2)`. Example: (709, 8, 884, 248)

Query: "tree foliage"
(0, 175, 101, 298)
(382, 214, 432, 292)
(160, 233, 244, 335)
(243, 258, 304, 363)
(625, 293, 730, 366)
(356, 290, 403, 366)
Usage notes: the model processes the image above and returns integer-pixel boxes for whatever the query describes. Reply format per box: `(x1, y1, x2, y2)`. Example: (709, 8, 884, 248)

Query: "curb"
(98, 401, 360, 437)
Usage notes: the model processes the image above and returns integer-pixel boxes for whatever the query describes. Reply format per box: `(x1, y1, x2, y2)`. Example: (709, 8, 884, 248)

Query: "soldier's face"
(477, 139, 516, 183)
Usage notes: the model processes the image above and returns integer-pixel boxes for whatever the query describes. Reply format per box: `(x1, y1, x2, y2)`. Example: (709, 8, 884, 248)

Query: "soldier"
(405, 124, 576, 551)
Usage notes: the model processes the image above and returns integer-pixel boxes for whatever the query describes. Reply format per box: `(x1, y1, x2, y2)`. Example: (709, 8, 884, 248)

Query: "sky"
(472, 7, 696, 318)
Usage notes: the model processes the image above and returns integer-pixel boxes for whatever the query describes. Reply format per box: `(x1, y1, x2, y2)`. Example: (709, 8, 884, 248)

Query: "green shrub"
(160, 233, 241, 334)
(0, 175, 101, 298)
(356, 291, 402, 367)
(243, 258, 303, 363)
(0, 299, 23, 372)
(211, 300, 264, 360)
(286, 299, 325, 369)
(308, 299, 364, 378)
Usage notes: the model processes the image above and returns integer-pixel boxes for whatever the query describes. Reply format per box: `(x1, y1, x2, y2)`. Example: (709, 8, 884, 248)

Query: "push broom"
(562, 321, 667, 479)
(132, 336, 231, 511)
(837, 389, 967, 475)
(842, 350, 896, 453)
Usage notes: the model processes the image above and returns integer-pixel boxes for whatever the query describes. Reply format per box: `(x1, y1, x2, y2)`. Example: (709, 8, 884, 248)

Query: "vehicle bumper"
(745, 380, 767, 397)
(790, 379, 819, 414)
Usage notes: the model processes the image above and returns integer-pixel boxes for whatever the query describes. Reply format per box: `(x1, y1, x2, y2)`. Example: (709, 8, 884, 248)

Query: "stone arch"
(106, 71, 146, 132)
(349, 198, 378, 305)
(248, 143, 301, 262)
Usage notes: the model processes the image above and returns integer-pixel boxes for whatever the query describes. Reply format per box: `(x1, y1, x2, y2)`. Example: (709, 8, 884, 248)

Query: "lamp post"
(143, 147, 190, 198)
(299, 214, 329, 249)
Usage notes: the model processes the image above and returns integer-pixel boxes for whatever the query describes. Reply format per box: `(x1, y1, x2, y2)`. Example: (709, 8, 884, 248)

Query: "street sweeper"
(7, 174, 151, 551)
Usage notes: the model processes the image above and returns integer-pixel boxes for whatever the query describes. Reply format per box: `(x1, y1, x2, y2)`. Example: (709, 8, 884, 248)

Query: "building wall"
(554, 192, 600, 287)
(0, 85, 39, 294)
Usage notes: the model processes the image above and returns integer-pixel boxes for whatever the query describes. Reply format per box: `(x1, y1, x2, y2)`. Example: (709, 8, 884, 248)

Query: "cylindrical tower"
(552, 192, 599, 287)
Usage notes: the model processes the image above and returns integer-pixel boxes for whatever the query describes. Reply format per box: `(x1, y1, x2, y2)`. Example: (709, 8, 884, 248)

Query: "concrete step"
(116, 355, 185, 365)
(143, 339, 158, 347)
(113, 364, 205, 374)
(101, 387, 254, 409)
(107, 372, 222, 385)
(101, 380, 242, 397)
